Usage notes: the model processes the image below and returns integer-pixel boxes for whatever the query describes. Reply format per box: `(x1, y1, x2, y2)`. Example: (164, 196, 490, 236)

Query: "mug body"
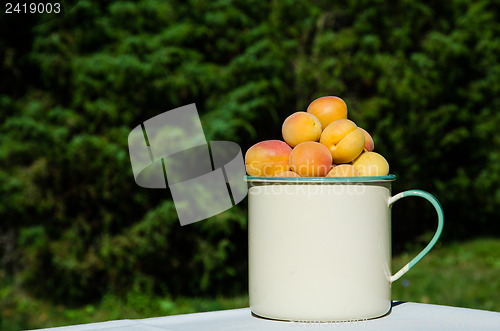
(248, 176, 395, 322)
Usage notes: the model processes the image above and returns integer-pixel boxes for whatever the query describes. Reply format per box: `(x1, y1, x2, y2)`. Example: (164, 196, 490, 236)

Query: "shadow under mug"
(246, 175, 444, 322)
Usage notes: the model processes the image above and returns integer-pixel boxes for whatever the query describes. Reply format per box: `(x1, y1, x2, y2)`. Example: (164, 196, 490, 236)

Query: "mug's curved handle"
(388, 189, 444, 283)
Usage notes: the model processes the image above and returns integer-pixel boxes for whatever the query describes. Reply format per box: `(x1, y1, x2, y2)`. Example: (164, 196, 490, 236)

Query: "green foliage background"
(1, 0, 500, 328)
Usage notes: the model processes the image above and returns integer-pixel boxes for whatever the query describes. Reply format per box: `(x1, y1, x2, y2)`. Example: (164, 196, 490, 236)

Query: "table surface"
(31, 301, 500, 331)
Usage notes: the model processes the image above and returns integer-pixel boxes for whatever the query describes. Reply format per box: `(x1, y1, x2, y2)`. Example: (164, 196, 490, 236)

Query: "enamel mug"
(247, 175, 444, 322)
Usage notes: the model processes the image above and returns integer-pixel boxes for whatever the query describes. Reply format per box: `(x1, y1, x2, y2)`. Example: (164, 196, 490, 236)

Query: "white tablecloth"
(31, 302, 500, 330)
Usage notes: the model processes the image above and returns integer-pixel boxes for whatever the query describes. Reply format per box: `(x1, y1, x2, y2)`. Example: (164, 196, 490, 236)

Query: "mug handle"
(388, 189, 444, 283)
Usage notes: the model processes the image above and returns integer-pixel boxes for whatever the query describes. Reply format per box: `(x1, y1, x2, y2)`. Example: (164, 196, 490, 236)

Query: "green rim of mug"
(245, 174, 396, 183)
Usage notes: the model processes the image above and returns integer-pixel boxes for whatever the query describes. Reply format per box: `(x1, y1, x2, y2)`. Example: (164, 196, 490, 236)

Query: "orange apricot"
(320, 119, 365, 164)
(352, 152, 389, 176)
(282, 112, 322, 147)
(245, 140, 292, 176)
(326, 164, 360, 177)
(307, 96, 348, 128)
(289, 141, 332, 177)
(274, 170, 300, 177)
(359, 128, 375, 152)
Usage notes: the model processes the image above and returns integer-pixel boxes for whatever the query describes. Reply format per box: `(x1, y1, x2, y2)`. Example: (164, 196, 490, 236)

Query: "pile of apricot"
(245, 96, 389, 177)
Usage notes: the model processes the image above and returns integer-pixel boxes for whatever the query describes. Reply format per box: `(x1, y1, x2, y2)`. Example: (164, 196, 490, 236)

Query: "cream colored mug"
(247, 175, 444, 322)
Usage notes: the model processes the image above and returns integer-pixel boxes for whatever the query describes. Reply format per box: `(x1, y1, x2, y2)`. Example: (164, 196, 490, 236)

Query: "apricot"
(326, 164, 360, 177)
(282, 112, 322, 147)
(352, 152, 389, 176)
(307, 96, 348, 128)
(274, 170, 300, 177)
(359, 128, 375, 152)
(245, 140, 292, 176)
(320, 119, 365, 164)
(289, 141, 332, 177)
